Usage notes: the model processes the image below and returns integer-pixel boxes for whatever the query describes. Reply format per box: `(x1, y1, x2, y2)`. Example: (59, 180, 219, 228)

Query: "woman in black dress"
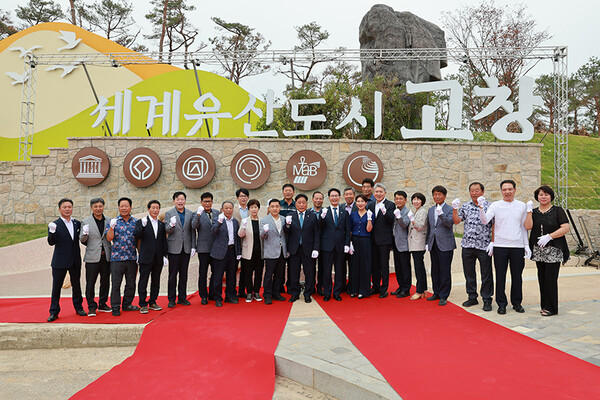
(349, 194, 373, 298)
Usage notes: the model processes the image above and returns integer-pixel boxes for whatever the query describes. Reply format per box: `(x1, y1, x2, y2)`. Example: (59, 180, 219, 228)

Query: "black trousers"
(242, 256, 264, 294)
(138, 256, 163, 307)
(50, 266, 83, 315)
(263, 253, 285, 299)
(536, 261, 560, 314)
(393, 245, 412, 293)
(350, 236, 372, 296)
(493, 246, 525, 307)
(85, 257, 110, 310)
(315, 252, 324, 292)
(322, 249, 345, 297)
(211, 246, 237, 302)
(410, 251, 427, 293)
(343, 253, 351, 292)
(288, 245, 316, 298)
(372, 243, 391, 294)
(197, 252, 213, 299)
(430, 241, 453, 300)
(110, 260, 137, 311)
(168, 251, 190, 303)
(462, 247, 493, 301)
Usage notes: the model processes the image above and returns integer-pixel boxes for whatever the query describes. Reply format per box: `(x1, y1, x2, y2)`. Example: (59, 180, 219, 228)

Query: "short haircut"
(221, 200, 234, 208)
(282, 183, 295, 191)
(201, 192, 213, 201)
(411, 192, 426, 205)
(58, 198, 73, 208)
(362, 178, 374, 187)
(147, 199, 161, 209)
(268, 198, 280, 206)
(118, 197, 132, 207)
(328, 188, 341, 196)
(469, 182, 484, 191)
(247, 199, 261, 209)
(295, 193, 308, 202)
(356, 194, 369, 203)
(344, 187, 355, 194)
(89, 197, 105, 207)
(534, 185, 555, 201)
(431, 185, 447, 196)
(312, 191, 323, 198)
(394, 190, 408, 199)
(374, 182, 386, 191)
(172, 191, 187, 200)
(236, 188, 249, 197)
(500, 179, 516, 189)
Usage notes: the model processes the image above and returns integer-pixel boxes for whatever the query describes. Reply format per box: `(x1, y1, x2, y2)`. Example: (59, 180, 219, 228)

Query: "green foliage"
(78, 0, 137, 44)
(16, 0, 64, 27)
(0, 224, 47, 247)
(0, 9, 18, 39)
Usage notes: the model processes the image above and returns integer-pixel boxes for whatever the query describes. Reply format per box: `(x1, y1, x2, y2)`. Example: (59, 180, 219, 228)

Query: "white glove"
(311, 250, 319, 259)
(486, 242, 494, 257)
(524, 246, 532, 259)
(407, 210, 414, 222)
(263, 224, 269, 233)
(48, 222, 57, 233)
(110, 218, 117, 228)
(477, 196, 486, 207)
(163, 256, 168, 266)
(452, 198, 461, 210)
(217, 213, 225, 223)
(169, 216, 177, 227)
(367, 210, 373, 221)
(344, 245, 350, 254)
(380, 204, 387, 215)
(236, 255, 242, 260)
(425, 244, 429, 252)
(436, 204, 443, 215)
(526, 200, 534, 212)
(82, 225, 89, 235)
(349, 243, 354, 255)
(320, 208, 327, 219)
(286, 252, 290, 258)
(197, 206, 203, 215)
(190, 248, 196, 258)
(393, 208, 401, 219)
(142, 216, 147, 227)
(241, 218, 248, 228)
(285, 215, 292, 225)
(537, 234, 552, 247)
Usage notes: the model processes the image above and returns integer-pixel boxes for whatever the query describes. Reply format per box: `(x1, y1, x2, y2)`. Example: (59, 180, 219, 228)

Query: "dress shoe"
(350, 293, 358, 298)
(379, 292, 388, 299)
(88, 308, 97, 317)
(438, 298, 448, 306)
(112, 309, 121, 316)
(122, 305, 140, 312)
(140, 306, 149, 314)
(215, 300, 223, 307)
(148, 303, 162, 311)
(462, 298, 479, 307)
(289, 295, 299, 303)
(410, 293, 425, 300)
(177, 299, 191, 306)
(498, 306, 507, 315)
(358, 294, 365, 299)
(224, 297, 239, 304)
(317, 288, 325, 296)
(47, 314, 58, 322)
(427, 294, 440, 301)
(513, 305, 525, 313)
(390, 289, 401, 296)
(483, 301, 492, 311)
(97, 304, 111, 313)
(396, 291, 410, 298)
(264, 297, 273, 305)
(273, 294, 286, 301)
(167, 301, 176, 308)
(304, 296, 312, 303)
(200, 298, 208, 305)
(323, 296, 330, 302)
(333, 294, 342, 301)
(75, 309, 87, 316)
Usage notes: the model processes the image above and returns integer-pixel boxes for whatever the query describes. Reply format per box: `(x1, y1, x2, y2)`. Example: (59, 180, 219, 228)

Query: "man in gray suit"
(191, 192, 219, 305)
(79, 197, 112, 316)
(426, 185, 456, 306)
(164, 191, 196, 308)
(260, 199, 288, 304)
(391, 190, 413, 298)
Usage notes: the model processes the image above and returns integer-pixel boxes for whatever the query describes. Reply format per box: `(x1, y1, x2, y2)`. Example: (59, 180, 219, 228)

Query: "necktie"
(299, 212, 304, 245)
(207, 212, 212, 225)
(333, 207, 338, 226)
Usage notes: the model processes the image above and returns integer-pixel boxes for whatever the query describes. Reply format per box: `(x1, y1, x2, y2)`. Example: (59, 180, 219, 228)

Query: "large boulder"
(359, 4, 447, 84)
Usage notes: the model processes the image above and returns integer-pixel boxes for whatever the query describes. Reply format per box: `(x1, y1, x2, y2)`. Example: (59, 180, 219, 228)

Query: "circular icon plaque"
(175, 148, 216, 188)
(230, 149, 271, 189)
(286, 150, 327, 191)
(343, 151, 384, 191)
(72, 147, 110, 186)
(123, 148, 162, 188)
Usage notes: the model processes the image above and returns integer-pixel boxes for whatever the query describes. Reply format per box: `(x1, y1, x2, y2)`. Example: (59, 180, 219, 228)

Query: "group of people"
(46, 178, 570, 322)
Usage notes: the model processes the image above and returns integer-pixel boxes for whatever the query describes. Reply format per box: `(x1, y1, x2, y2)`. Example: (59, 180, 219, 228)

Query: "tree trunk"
(69, 0, 76, 25)
(159, 0, 169, 61)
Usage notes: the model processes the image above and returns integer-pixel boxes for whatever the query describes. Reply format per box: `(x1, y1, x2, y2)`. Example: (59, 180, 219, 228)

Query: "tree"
(78, 0, 138, 47)
(68, 0, 76, 25)
(15, 0, 64, 27)
(209, 17, 271, 84)
(534, 74, 555, 132)
(0, 9, 18, 39)
(576, 57, 600, 135)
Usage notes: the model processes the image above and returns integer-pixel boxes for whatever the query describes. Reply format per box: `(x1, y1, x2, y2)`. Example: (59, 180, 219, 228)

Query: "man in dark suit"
(210, 201, 242, 307)
(426, 185, 457, 306)
(319, 188, 351, 301)
(134, 200, 168, 314)
(191, 192, 219, 305)
(47, 198, 86, 321)
(284, 194, 321, 303)
(367, 183, 396, 297)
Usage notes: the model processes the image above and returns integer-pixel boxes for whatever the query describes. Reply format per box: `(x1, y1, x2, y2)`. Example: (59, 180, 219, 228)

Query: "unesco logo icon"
(123, 148, 161, 187)
(230, 149, 271, 189)
(72, 147, 110, 186)
(176, 149, 215, 188)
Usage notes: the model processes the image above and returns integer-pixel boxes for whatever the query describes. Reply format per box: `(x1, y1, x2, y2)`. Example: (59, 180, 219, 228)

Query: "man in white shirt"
(479, 179, 531, 315)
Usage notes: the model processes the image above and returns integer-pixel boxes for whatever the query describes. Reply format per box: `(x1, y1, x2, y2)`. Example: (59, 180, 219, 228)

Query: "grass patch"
(0, 224, 48, 247)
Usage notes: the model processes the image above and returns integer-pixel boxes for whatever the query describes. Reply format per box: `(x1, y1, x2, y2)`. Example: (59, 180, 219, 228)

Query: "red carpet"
(317, 283, 600, 400)
(0, 296, 173, 323)
(71, 293, 293, 399)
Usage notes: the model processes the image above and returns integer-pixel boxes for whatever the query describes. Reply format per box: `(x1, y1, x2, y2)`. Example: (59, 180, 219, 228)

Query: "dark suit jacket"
(284, 210, 320, 256)
(319, 206, 351, 252)
(191, 208, 219, 253)
(426, 203, 457, 252)
(134, 217, 168, 264)
(48, 218, 82, 270)
(210, 217, 242, 261)
(367, 199, 396, 246)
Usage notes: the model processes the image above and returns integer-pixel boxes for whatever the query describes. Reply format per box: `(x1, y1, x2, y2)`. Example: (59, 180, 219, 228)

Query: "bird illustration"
(57, 30, 82, 51)
(8, 45, 42, 58)
(45, 64, 79, 78)
(6, 71, 30, 85)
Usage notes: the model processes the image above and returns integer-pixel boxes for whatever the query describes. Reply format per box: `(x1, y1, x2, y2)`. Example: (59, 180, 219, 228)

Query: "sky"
(3, 0, 598, 98)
